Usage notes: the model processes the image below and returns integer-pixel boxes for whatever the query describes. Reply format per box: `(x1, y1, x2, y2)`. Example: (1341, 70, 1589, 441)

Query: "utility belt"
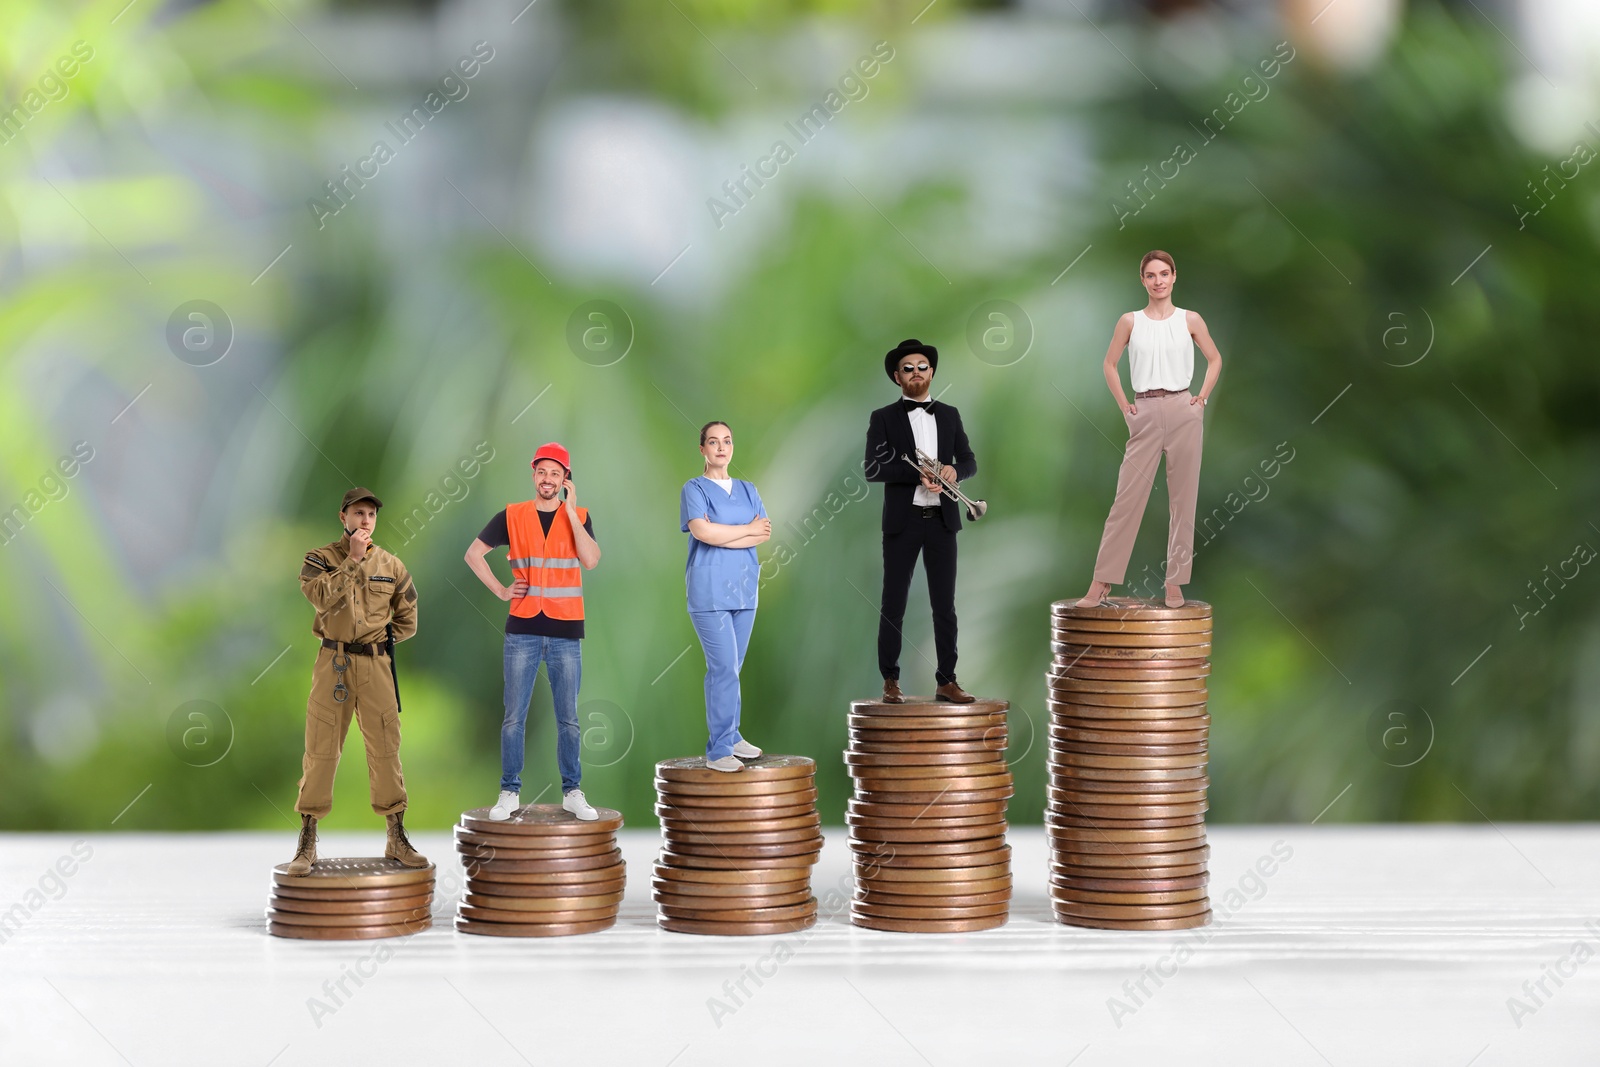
(1134, 387, 1188, 399)
(320, 638, 386, 656)
(915, 505, 942, 518)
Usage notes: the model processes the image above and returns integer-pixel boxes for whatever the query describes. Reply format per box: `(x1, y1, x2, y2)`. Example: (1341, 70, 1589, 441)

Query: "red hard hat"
(531, 442, 571, 473)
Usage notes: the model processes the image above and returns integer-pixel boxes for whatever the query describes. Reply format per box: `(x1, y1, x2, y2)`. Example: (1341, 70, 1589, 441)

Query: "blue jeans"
(689, 609, 755, 760)
(501, 634, 581, 794)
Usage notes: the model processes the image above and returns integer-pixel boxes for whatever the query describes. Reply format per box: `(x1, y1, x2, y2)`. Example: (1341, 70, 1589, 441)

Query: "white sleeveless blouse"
(1127, 307, 1194, 392)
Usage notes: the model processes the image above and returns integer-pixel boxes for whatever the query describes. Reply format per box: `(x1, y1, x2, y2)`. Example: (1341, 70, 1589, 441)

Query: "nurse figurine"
(679, 421, 772, 772)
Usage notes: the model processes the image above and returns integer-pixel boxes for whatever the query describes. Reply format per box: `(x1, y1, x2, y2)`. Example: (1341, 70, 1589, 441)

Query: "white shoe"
(488, 790, 520, 821)
(732, 740, 762, 759)
(706, 755, 745, 772)
(562, 789, 598, 821)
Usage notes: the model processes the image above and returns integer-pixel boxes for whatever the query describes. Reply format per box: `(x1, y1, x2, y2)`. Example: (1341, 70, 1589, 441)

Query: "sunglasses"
(900, 362, 930, 374)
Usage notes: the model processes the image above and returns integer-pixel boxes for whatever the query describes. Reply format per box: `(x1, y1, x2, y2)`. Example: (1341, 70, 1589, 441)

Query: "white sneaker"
(706, 755, 745, 772)
(489, 790, 520, 821)
(732, 740, 762, 759)
(562, 789, 598, 821)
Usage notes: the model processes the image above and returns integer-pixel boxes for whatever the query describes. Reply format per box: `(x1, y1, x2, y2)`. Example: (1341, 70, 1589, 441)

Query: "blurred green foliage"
(1, 0, 1596, 835)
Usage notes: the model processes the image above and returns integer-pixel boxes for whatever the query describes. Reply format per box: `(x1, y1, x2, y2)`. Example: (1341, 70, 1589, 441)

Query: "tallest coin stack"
(1045, 597, 1213, 930)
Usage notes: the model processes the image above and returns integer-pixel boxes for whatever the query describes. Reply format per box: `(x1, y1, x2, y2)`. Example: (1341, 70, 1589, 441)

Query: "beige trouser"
(1091, 390, 1204, 586)
(294, 646, 407, 818)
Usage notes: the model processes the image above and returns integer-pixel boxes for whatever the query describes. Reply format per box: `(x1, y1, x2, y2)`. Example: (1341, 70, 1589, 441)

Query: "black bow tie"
(901, 398, 931, 413)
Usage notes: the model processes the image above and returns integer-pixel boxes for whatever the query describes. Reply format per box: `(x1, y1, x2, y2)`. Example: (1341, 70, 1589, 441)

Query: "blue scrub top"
(680, 476, 768, 612)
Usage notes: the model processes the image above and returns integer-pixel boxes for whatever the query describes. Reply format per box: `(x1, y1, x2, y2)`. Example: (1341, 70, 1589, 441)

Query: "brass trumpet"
(904, 449, 987, 521)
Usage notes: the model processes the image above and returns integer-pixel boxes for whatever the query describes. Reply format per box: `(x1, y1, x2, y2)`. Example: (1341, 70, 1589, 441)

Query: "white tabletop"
(1, 826, 1594, 1065)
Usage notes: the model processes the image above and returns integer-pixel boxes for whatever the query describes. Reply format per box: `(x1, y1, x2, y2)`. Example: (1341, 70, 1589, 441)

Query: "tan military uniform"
(294, 534, 418, 819)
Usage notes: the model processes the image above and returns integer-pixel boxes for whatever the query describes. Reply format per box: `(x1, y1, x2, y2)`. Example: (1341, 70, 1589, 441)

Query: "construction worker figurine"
(286, 487, 427, 875)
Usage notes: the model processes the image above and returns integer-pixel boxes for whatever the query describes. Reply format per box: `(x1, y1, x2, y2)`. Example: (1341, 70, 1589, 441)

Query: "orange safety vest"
(506, 500, 586, 620)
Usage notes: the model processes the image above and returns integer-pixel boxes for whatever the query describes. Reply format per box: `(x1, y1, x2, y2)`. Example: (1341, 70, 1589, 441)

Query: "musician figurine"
(864, 338, 979, 705)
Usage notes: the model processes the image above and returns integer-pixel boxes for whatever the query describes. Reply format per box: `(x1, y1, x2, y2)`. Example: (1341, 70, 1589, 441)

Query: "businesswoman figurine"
(1078, 250, 1222, 609)
(680, 421, 772, 772)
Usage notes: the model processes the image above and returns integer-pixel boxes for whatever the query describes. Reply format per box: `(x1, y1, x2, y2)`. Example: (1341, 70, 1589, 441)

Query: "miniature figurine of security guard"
(286, 487, 427, 875)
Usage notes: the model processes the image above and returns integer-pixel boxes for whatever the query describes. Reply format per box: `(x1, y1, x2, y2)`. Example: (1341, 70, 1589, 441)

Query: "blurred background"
(1, 0, 1596, 834)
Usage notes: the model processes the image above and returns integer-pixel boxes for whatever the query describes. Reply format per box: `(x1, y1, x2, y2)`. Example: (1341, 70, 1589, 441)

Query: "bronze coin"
(1045, 689, 1208, 710)
(855, 787, 1015, 805)
(270, 917, 431, 940)
(846, 823, 1006, 844)
(845, 750, 1006, 768)
(464, 891, 625, 911)
(1051, 779, 1207, 798)
(850, 739, 1005, 754)
(1047, 677, 1207, 696)
(655, 777, 815, 797)
(851, 697, 1009, 715)
(655, 788, 819, 810)
(456, 839, 618, 861)
(850, 913, 1008, 933)
(1051, 739, 1207, 757)
(1050, 596, 1211, 619)
(662, 837, 822, 858)
(1049, 751, 1206, 770)
(1051, 872, 1208, 892)
(850, 727, 1004, 743)
(848, 762, 1010, 781)
(1049, 785, 1207, 804)
(1047, 835, 1206, 856)
(856, 888, 1012, 908)
(269, 893, 431, 915)
(659, 814, 820, 835)
(657, 916, 817, 936)
(1051, 861, 1207, 881)
(850, 837, 1007, 856)
(459, 803, 623, 836)
(663, 824, 821, 845)
(1049, 662, 1210, 682)
(844, 810, 1004, 829)
(657, 850, 819, 871)
(650, 878, 809, 898)
(854, 875, 1012, 896)
(1047, 811, 1205, 828)
(847, 713, 1007, 731)
(463, 877, 626, 898)
(653, 888, 815, 910)
(468, 862, 627, 885)
(652, 863, 811, 884)
(863, 862, 1010, 883)
(1050, 615, 1213, 634)
(458, 902, 618, 924)
(854, 848, 1011, 870)
(656, 754, 816, 783)
(852, 772, 1014, 792)
(1048, 766, 1205, 784)
(456, 916, 616, 937)
(464, 849, 622, 874)
(1054, 910, 1211, 931)
(1051, 846, 1208, 868)
(1046, 699, 1207, 722)
(266, 906, 432, 927)
(851, 900, 1010, 920)
(1054, 886, 1209, 906)
(453, 829, 619, 854)
(846, 799, 1009, 820)
(272, 857, 436, 890)
(657, 899, 817, 923)
(1052, 644, 1212, 664)
(1051, 716, 1209, 734)
(655, 803, 816, 823)
(271, 882, 436, 902)
(1044, 823, 1206, 843)
(1049, 628, 1211, 648)
(1052, 898, 1211, 920)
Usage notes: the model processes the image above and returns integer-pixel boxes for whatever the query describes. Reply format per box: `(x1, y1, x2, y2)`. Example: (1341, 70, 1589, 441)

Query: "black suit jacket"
(864, 399, 978, 534)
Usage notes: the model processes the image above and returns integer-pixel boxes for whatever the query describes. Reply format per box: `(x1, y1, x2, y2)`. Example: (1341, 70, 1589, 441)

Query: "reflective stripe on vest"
(506, 501, 586, 621)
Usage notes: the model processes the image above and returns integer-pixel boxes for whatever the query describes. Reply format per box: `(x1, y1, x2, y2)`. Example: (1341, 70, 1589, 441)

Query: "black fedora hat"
(885, 338, 938, 382)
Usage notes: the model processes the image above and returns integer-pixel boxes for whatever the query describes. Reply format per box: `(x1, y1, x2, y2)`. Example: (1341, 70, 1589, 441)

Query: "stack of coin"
(1046, 597, 1212, 930)
(654, 755, 820, 935)
(453, 804, 625, 937)
(846, 697, 1013, 933)
(268, 857, 435, 940)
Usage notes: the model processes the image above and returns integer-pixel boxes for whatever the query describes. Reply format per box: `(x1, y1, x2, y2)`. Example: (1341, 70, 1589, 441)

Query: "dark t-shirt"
(478, 507, 596, 639)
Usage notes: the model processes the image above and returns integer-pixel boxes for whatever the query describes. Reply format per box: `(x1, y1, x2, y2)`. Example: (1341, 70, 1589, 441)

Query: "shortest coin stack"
(269, 857, 436, 940)
(454, 804, 626, 937)
(654, 755, 820, 935)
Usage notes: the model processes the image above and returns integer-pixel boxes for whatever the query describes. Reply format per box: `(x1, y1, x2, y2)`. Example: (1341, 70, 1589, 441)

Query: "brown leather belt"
(321, 638, 382, 656)
(1135, 387, 1188, 399)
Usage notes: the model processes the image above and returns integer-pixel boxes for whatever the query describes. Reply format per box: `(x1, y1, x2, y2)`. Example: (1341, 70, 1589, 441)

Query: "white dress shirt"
(903, 396, 940, 507)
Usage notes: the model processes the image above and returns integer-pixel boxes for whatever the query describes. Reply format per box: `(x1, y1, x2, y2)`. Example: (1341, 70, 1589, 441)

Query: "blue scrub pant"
(501, 634, 582, 794)
(689, 609, 755, 760)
